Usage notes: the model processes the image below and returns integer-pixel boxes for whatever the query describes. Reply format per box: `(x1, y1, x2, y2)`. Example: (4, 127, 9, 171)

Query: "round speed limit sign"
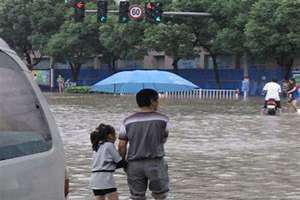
(129, 4, 144, 20)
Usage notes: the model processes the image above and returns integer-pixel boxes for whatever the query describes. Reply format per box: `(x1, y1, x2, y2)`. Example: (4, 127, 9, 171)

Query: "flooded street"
(46, 93, 300, 200)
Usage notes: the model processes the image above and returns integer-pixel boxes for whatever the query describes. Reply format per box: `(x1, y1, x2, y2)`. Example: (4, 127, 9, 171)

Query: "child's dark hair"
(136, 89, 159, 108)
(90, 123, 115, 152)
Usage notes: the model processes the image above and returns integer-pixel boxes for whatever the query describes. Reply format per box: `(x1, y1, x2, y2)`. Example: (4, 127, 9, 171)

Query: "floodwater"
(46, 93, 300, 200)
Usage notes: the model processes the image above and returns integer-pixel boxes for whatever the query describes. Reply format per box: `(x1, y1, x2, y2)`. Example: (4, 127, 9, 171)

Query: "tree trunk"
(70, 62, 81, 82)
(24, 50, 33, 70)
(284, 58, 293, 80)
(234, 53, 241, 69)
(200, 44, 221, 89)
(112, 58, 117, 72)
(172, 58, 179, 73)
(242, 52, 249, 78)
(211, 54, 221, 89)
(108, 58, 113, 72)
(277, 57, 294, 79)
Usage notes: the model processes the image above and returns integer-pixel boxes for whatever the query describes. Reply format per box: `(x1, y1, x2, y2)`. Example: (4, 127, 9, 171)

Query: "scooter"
(264, 98, 279, 115)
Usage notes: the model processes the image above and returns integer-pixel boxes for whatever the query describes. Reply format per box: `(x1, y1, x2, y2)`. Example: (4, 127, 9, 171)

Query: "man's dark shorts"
(126, 158, 169, 200)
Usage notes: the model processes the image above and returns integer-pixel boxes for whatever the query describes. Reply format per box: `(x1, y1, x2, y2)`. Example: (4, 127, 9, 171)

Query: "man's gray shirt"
(119, 111, 169, 161)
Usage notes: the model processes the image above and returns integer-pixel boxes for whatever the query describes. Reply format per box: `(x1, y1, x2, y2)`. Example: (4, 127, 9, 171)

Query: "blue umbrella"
(90, 70, 198, 94)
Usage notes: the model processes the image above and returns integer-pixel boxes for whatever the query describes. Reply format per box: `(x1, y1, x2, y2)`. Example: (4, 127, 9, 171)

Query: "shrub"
(65, 86, 90, 93)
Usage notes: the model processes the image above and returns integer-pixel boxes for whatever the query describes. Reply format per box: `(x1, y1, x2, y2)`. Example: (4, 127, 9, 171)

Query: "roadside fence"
(160, 89, 240, 100)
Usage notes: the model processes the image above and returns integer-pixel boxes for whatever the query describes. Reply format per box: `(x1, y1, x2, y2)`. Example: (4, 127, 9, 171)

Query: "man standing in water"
(118, 89, 169, 200)
(241, 76, 250, 100)
(56, 74, 65, 93)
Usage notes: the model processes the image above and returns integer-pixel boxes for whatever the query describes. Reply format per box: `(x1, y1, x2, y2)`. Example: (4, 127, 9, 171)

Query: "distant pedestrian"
(90, 123, 127, 200)
(241, 76, 250, 100)
(118, 89, 170, 200)
(287, 78, 299, 112)
(56, 74, 65, 93)
(33, 72, 37, 81)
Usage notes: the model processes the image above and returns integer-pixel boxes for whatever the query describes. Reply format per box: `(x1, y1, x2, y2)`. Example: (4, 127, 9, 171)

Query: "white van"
(0, 38, 66, 199)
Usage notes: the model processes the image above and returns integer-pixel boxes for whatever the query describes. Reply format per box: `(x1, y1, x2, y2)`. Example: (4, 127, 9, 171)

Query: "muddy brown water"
(46, 93, 300, 200)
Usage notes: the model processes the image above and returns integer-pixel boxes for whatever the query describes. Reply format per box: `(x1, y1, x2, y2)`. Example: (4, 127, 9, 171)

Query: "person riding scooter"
(262, 78, 282, 115)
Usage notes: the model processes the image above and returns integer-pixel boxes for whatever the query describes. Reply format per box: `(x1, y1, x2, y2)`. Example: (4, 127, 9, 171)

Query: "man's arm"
(162, 122, 170, 143)
(118, 139, 128, 160)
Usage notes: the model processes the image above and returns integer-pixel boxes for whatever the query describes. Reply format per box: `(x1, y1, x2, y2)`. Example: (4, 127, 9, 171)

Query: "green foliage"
(98, 18, 148, 71)
(99, 20, 146, 61)
(47, 20, 101, 62)
(0, 0, 65, 55)
(144, 22, 195, 59)
(211, 0, 256, 54)
(65, 86, 90, 93)
(46, 16, 102, 80)
(1, 0, 299, 82)
(246, 0, 300, 57)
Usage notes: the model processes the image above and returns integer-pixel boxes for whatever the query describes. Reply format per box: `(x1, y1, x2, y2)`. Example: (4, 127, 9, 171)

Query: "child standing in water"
(90, 124, 127, 200)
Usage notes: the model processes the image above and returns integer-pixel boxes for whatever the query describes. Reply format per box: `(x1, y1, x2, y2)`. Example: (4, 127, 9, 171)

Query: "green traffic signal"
(121, 17, 129, 23)
(99, 16, 107, 22)
(119, 1, 129, 23)
(97, 0, 108, 23)
(155, 16, 161, 22)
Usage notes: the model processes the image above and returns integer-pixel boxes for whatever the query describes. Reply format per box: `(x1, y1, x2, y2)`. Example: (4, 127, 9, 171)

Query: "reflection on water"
(46, 93, 300, 200)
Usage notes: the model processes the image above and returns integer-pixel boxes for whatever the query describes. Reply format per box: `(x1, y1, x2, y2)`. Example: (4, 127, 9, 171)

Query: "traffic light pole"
(85, 10, 211, 16)
(163, 11, 211, 16)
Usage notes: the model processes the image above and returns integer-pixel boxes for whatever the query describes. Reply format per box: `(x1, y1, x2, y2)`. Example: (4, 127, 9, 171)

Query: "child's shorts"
(93, 188, 117, 196)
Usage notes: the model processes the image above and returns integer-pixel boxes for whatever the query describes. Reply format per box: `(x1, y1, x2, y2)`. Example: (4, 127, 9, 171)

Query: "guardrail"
(160, 89, 239, 100)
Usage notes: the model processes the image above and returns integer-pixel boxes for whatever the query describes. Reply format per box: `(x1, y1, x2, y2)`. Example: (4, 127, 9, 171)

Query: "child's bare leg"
(94, 195, 105, 200)
(107, 191, 118, 200)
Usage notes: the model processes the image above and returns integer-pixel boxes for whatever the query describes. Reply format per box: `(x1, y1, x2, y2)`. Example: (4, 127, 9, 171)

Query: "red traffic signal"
(146, 2, 155, 10)
(145, 2, 163, 23)
(74, 0, 85, 22)
(75, 1, 85, 9)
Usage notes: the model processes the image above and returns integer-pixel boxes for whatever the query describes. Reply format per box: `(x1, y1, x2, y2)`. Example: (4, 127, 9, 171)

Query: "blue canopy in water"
(90, 70, 198, 94)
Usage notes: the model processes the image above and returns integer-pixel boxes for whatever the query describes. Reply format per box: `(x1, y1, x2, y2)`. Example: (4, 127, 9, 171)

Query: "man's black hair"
(272, 78, 278, 82)
(136, 89, 159, 108)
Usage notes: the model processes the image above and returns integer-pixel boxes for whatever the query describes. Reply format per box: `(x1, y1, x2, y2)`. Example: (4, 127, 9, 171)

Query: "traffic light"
(119, 1, 129, 23)
(97, 0, 108, 23)
(145, 2, 155, 23)
(74, 0, 85, 22)
(154, 2, 163, 23)
(145, 2, 163, 23)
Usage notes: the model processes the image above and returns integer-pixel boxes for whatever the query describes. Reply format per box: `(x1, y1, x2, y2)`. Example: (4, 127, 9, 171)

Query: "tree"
(143, 22, 196, 71)
(0, 0, 65, 70)
(172, 0, 223, 87)
(99, 20, 147, 72)
(207, 0, 257, 71)
(245, 0, 300, 79)
(47, 19, 102, 81)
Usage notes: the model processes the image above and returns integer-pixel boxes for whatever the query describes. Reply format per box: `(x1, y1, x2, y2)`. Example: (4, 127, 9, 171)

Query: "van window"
(0, 51, 52, 161)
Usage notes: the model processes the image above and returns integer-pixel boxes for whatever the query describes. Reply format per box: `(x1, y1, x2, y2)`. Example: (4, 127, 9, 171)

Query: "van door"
(0, 50, 65, 200)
